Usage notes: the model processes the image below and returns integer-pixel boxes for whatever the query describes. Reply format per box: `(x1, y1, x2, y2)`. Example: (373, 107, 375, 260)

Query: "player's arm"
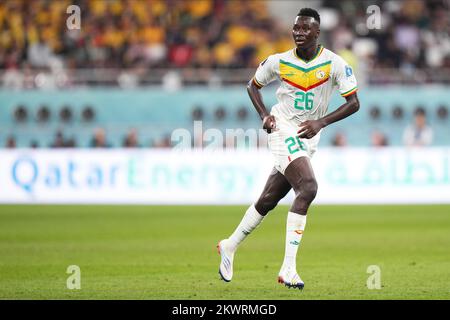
(297, 93, 360, 139)
(247, 79, 276, 133)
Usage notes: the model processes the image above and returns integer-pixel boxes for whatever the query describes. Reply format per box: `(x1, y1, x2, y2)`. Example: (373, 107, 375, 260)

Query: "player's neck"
(295, 43, 320, 62)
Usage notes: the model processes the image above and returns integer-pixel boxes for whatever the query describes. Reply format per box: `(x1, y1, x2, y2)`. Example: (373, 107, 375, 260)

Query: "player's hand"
(297, 120, 324, 139)
(262, 115, 276, 133)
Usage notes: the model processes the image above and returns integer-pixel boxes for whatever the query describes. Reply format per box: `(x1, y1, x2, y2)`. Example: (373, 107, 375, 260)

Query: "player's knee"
(300, 178, 318, 203)
(255, 192, 279, 215)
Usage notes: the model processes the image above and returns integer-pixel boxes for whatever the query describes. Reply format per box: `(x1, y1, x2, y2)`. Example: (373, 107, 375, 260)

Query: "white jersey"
(253, 45, 358, 126)
(253, 45, 358, 173)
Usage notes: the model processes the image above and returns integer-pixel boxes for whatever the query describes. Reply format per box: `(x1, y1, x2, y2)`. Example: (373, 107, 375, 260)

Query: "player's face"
(292, 16, 320, 49)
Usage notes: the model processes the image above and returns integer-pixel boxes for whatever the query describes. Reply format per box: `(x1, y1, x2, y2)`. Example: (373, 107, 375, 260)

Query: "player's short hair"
(297, 8, 320, 24)
(414, 107, 426, 116)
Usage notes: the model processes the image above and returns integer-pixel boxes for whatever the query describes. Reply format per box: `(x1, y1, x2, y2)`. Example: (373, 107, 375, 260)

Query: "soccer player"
(217, 8, 360, 289)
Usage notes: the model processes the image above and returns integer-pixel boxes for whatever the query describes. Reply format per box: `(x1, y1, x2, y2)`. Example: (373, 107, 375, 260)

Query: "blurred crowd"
(1, 0, 449, 148)
(4, 103, 444, 148)
(0, 0, 292, 72)
(330, 105, 441, 148)
(323, 0, 450, 72)
(4, 127, 173, 149)
(0, 0, 449, 83)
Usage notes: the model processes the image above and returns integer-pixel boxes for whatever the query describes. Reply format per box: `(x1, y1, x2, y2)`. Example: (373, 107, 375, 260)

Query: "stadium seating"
(1, 87, 448, 148)
(1, 0, 448, 148)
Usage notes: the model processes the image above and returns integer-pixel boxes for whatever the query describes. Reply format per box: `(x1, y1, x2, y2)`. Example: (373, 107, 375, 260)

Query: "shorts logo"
(294, 230, 303, 235)
(345, 65, 353, 77)
(290, 240, 300, 246)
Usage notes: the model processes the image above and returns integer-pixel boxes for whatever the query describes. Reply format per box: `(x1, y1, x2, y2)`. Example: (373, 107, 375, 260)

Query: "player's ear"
(316, 28, 320, 39)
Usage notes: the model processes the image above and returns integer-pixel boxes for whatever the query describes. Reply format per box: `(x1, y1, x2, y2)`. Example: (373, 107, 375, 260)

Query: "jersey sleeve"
(253, 54, 278, 88)
(333, 56, 358, 97)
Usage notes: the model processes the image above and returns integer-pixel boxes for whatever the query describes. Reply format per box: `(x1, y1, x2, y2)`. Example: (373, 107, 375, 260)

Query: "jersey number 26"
(294, 92, 314, 111)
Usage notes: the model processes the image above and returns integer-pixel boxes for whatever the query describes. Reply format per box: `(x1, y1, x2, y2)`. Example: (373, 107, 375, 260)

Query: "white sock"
(228, 204, 264, 251)
(282, 212, 307, 269)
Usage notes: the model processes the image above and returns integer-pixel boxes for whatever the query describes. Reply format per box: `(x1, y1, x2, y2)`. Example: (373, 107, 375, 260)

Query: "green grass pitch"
(0, 204, 449, 299)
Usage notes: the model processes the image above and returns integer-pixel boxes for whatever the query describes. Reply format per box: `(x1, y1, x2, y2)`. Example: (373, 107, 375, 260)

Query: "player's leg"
(254, 167, 293, 215)
(218, 167, 292, 282)
(284, 156, 317, 215)
(227, 167, 292, 246)
(277, 156, 318, 289)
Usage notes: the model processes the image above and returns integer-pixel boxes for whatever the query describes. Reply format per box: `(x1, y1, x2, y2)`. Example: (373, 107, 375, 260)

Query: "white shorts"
(267, 117, 320, 175)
